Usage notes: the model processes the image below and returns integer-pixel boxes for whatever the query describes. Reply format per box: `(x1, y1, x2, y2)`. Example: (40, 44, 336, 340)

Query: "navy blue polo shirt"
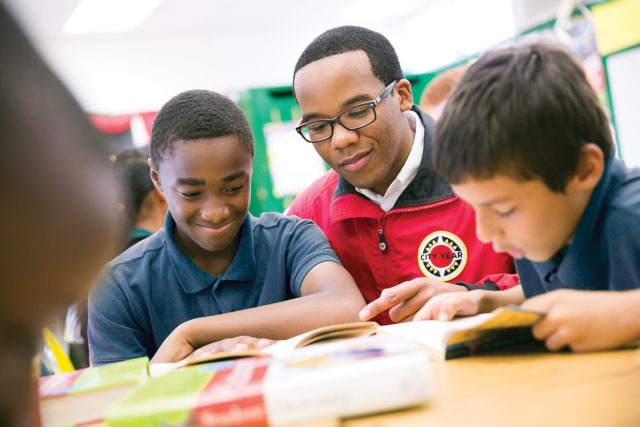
(518, 155, 640, 298)
(88, 211, 339, 366)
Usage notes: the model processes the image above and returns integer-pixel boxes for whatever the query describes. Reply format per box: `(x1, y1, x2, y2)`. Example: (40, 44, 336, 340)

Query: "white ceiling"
(3, 0, 560, 114)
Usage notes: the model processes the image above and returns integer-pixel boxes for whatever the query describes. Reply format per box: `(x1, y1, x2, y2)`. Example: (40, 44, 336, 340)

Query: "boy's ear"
(572, 143, 605, 192)
(148, 158, 163, 192)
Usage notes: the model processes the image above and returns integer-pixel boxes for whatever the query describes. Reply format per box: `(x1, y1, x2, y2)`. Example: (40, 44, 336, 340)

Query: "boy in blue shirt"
(88, 90, 365, 366)
(362, 41, 640, 352)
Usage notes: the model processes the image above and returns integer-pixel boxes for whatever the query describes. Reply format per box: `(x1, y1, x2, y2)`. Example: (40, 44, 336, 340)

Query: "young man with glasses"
(288, 25, 518, 325)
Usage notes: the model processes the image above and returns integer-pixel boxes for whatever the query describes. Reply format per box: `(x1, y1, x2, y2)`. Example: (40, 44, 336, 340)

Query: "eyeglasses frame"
(295, 80, 398, 143)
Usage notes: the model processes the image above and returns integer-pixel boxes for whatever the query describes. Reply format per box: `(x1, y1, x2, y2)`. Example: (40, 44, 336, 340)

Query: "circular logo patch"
(417, 231, 467, 281)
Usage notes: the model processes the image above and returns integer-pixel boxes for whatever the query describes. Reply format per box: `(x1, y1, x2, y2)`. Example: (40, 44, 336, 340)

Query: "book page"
(378, 306, 543, 359)
(378, 313, 495, 359)
(446, 305, 543, 346)
(150, 322, 379, 376)
(263, 321, 379, 355)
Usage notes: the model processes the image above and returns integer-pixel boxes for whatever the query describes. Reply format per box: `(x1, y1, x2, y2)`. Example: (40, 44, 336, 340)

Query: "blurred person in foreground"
(0, 3, 120, 425)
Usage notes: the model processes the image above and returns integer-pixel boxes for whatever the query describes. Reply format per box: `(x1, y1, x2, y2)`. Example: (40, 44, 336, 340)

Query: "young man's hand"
(522, 289, 640, 352)
(412, 289, 484, 321)
(358, 277, 468, 322)
(412, 285, 525, 321)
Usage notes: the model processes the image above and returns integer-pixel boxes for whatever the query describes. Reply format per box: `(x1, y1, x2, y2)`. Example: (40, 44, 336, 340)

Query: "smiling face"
(451, 175, 590, 263)
(150, 136, 252, 272)
(293, 50, 415, 195)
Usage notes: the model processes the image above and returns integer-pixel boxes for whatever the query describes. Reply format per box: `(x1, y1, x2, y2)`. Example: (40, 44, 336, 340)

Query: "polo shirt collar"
(164, 212, 256, 294)
(542, 154, 622, 285)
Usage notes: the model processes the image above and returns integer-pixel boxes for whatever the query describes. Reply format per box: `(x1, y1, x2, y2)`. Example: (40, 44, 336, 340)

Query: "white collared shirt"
(356, 110, 424, 212)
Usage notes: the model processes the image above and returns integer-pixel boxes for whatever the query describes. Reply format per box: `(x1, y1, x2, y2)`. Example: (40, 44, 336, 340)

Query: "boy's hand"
(359, 277, 467, 322)
(522, 289, 640, 352)
(151, 326, 197, 364)
(189, 336, 276, 360)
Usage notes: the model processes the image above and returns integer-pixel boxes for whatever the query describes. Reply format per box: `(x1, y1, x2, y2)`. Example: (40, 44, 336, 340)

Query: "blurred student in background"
(113, 148, 167, 249)
(419, 64, 469, 121)
(0, 3, 120, 425)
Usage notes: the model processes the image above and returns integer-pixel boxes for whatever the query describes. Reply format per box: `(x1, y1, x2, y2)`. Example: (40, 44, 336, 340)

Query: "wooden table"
(343, 346, 640, 427)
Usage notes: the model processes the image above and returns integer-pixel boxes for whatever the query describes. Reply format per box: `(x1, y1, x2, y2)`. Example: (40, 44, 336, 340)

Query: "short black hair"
(113, 148, 154, 225)
(434, 41, 613, 193)
(293, 26, 403, 95)
(150, 89, 254, 168)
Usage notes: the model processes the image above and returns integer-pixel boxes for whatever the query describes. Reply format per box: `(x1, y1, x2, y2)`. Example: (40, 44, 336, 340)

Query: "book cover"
(39, 356, 149, 427)
(105, 334, 433, 427)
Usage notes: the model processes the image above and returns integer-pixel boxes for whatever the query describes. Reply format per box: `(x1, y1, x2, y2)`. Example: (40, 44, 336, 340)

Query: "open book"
(379, 304, 545, 360)
(152, 305, 544, 376)
(150, 321, 379, 376)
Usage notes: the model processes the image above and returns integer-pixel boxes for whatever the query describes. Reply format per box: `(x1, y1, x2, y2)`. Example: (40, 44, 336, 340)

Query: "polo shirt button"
(544, 269, 558, 282)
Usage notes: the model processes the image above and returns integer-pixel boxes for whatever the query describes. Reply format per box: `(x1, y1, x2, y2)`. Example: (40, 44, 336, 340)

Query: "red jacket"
(287, 107, 517, 324)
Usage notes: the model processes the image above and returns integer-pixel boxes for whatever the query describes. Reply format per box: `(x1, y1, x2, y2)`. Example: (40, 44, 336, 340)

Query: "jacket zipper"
(376, 197, 458, 253)
(378, 220, 387, 251)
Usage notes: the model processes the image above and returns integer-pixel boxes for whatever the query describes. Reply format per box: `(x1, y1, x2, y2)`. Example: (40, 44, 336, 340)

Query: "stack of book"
(38, 356, 149, 427)
(39, 305, 544, 426)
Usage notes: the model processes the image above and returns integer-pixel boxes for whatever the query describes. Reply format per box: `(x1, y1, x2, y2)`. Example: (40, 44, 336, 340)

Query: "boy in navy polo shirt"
(88, 90, 365, 366)
(398, 41, 640, 352)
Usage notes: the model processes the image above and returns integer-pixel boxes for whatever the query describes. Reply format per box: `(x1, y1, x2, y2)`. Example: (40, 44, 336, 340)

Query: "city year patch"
(417, 231, 467, 281)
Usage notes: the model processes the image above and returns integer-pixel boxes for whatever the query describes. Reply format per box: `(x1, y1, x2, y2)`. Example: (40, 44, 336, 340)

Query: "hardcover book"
(38, 356, 149, 427)
(105, 334, 433, 427)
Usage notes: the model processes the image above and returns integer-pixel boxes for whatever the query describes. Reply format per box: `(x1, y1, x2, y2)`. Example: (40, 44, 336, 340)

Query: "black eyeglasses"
(296, 80, 397, 143)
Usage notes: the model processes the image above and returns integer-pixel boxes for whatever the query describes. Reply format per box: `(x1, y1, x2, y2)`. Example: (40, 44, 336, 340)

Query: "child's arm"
(521, 289, 640, 352)
(152, 261, 365, 363)
(412, 284, 525, 321)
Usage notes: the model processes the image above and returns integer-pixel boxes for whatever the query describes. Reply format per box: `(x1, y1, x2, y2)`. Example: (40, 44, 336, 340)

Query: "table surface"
(342, 345, 640, 427)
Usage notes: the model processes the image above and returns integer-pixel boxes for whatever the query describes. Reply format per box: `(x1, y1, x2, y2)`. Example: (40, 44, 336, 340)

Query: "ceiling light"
(63, 0, 163, 34)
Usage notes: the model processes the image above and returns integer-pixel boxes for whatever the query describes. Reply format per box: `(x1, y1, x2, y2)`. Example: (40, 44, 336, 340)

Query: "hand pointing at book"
(359, 277, 467, 322)
(413, 286, 526, 321)
(361, 283, 526, 323)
